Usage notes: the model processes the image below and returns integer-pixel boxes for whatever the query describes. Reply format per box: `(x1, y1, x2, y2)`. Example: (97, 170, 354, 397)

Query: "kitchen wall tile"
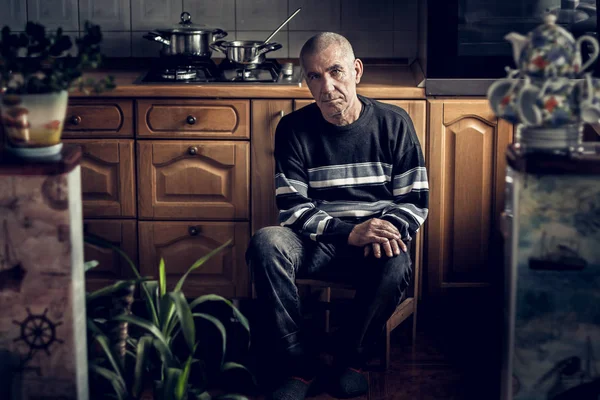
(394, 30, 417, 61)
(394, 0, 418, 33)
(339, 30, 394, 58)
(131, 0, 183, 31)
(79, 0, 131, 31)
(340, 0, 394, 31)
(28, 0, 79, 31)
(97, 32, 132, 57)
(182, 0, 236, 31)
(235, 31, 288, 58)
(0, 0, 27, 31)
(236, 0, 288, 31)
(288, 0, 340, 31)
(289, 30, 324, 59)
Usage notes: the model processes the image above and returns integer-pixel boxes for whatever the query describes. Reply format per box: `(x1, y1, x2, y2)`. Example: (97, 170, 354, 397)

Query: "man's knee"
(377, 251, 413, 292)
(246, 226, 296, 259)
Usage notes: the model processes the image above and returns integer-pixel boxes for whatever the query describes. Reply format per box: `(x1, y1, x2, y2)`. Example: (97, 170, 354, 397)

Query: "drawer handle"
(279, 110, 285, 118)
(70, 115, 82, 125)
(188, 226, 199, 236)
(188, 146, 198, 155)
(186, 115, 197, 125)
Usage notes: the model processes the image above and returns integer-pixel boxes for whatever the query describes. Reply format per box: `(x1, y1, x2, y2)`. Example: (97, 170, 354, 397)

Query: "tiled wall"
(0, 0, 419, 60)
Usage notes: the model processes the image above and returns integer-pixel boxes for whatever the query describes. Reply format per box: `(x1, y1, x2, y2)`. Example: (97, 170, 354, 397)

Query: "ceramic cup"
(577, 72, 600, 124)
(487, 71, 526, 124)
(517, 76, 578, 127)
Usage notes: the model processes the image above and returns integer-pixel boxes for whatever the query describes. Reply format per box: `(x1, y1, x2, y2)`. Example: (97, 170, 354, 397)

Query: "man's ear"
(354, 58, 364, 84)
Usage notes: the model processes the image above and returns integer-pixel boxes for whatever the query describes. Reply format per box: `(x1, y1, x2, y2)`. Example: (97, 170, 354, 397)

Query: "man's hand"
(348, 218, 401, 247)
(363, 239, 407, 258)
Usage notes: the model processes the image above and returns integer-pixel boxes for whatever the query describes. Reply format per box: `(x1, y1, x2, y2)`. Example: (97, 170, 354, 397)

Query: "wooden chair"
(295, 230, 422, 370)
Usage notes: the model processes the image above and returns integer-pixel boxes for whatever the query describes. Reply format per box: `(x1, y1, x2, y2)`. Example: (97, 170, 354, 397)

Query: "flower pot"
(0, 90, 69, 158)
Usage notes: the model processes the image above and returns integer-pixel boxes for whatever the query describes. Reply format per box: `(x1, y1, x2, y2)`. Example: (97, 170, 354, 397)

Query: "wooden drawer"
(137, 140, 249, 220)
(63, 99, 133, 138)
(63, 139, 136, 218)
(294, 99, 315, 110)
(84, 219, 138, 292)
(136, 99, 250, 139)
(138, 221, 250, 298)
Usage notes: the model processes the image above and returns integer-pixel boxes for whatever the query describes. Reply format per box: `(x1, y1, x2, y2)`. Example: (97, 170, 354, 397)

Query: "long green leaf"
(221, 362, 257, 387)
(89, 363, 127, 400)
(159, 257, 167, 297)
(193, 313, 227, 368)
(132, 335, 153, 398)
(164, 368, 183, 399)
(189, 294, 250, 335)
(174, 239, 232, 292)
(159, 295, 174, 334)
(87, 319, 125, 380)
(153, 337, 178, 369)
(169, 292, 196, 352)
(215, 395, 249, 400)
(176, 354, 194, 400)
(140, 280, 160, 326)
(86, 279, 143, 303)
(194, 391, 211, 400)
(84, 260, 99, 272)
(113, 314, 170, 351)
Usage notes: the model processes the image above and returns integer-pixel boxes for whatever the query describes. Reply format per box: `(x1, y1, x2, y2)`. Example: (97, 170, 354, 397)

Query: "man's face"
(302, 44, 363, 123)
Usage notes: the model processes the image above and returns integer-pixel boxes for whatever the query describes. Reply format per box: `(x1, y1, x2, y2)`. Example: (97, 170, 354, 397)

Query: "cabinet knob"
(188, 146, 198, 155)
(70, 115, 82, 125)
(186, 115, 196, 125)
(188, 226, 199, 236)
(279, 110, 285, 118)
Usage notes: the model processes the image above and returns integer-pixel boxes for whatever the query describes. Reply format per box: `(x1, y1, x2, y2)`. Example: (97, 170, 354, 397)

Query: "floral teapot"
(505, 13, 599, 79)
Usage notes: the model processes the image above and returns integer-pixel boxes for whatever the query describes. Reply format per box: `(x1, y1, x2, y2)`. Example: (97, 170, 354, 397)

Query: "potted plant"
(84, 235, 255, 400)
(0, 21, 115, 159)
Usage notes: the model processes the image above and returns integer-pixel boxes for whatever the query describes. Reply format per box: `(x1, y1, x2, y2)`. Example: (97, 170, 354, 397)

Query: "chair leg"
(384, 321, 391, 370)
(411, 302, 418, 349)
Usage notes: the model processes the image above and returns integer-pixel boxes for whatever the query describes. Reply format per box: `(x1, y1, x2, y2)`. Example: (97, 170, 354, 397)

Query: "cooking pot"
(143, 11, 227, 58)
(210, 40, 283, 65)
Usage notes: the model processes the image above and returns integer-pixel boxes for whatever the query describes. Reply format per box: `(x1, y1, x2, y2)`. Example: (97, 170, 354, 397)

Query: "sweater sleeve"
(379, 126, 429, 242)
(274, 119, 355, 244)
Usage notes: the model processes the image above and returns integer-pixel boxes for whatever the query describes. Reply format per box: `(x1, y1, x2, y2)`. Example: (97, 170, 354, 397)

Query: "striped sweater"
(274, 94, 429, 244)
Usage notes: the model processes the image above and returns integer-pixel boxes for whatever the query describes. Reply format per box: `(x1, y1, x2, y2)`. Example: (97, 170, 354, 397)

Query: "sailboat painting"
(511, 173, 600, 400)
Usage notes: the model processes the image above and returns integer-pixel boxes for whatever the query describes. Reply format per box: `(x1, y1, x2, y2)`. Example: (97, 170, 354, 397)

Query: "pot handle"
(210, 40, 227, 54)
(143, 32, 170, 46)
(257, 42, 283, 56)
(212, 29, 228, 41)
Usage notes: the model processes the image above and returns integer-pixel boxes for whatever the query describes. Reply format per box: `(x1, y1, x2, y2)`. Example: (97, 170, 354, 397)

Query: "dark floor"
(248, 298, 505, 400)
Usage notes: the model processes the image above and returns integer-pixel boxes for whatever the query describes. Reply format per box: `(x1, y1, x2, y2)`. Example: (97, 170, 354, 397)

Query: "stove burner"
(162, 67, 197, 80)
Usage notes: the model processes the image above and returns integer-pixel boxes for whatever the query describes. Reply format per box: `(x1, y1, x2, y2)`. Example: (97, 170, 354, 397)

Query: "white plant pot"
(0, 90, 69, 158)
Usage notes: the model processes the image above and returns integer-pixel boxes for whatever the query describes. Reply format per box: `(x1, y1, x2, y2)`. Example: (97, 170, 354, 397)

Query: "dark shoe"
(268, 376, 313, 400)
(328, 367, 369, 399)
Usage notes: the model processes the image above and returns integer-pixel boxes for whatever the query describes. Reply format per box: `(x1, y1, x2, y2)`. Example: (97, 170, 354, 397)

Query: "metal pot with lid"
(143, 11, 227, 58)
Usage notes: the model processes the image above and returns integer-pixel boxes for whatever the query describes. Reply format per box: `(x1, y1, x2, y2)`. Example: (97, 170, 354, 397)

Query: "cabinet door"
(427, 99, 513, 296)
(137, 140, 249, 220)
(84, 219, 138, 292)
(63, 139, 136, 218)
(138, 221, 250, 298)
(294, 99, 314, 110)
(251, 100, 293, 232)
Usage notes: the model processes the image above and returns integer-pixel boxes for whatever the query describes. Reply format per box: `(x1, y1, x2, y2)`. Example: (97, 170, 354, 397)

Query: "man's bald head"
(299, 32, 356, 71)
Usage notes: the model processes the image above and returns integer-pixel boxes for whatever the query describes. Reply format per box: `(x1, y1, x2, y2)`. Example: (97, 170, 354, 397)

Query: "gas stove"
(134, 57, 303, 85)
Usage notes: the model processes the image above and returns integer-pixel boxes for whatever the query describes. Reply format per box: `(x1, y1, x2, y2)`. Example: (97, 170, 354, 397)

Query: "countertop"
(70, 60, 426, 99)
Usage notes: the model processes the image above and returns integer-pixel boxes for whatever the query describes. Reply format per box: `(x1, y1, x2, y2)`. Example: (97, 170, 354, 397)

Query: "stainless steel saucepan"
(143, 11, 227, 58)
(210, 40, 282, 65)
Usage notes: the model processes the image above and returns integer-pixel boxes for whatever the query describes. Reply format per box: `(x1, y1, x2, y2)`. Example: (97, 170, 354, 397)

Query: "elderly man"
(246, 32, 429, 400)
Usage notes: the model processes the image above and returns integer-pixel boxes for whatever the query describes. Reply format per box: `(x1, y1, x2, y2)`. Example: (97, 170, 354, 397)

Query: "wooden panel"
(138, 221, 250, 298)
(84, 219, 138, 292)
(136, 99, 250, 139)
(63, 139, 136, 218)
(63, 99, 134, 138)
(427, 99, 512, 296)
(294, 99, 315, 110)
(251, 100, 293, 233)
(137, 140, 249, 220)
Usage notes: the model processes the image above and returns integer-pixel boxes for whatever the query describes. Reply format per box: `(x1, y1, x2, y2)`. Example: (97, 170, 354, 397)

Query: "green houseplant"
(84, 235, 255, 400)
(0, 21, 115, 157)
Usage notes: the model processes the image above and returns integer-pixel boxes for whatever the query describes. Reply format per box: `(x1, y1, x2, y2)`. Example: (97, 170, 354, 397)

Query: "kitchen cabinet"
(427, 99, 513, 298)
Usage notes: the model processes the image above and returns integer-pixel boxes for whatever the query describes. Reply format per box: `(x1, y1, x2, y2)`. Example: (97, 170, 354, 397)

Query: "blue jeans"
(246, 226, 412, 372)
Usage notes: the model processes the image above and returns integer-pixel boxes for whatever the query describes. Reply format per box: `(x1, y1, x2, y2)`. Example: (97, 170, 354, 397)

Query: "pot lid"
(157, 12, 221, 34)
